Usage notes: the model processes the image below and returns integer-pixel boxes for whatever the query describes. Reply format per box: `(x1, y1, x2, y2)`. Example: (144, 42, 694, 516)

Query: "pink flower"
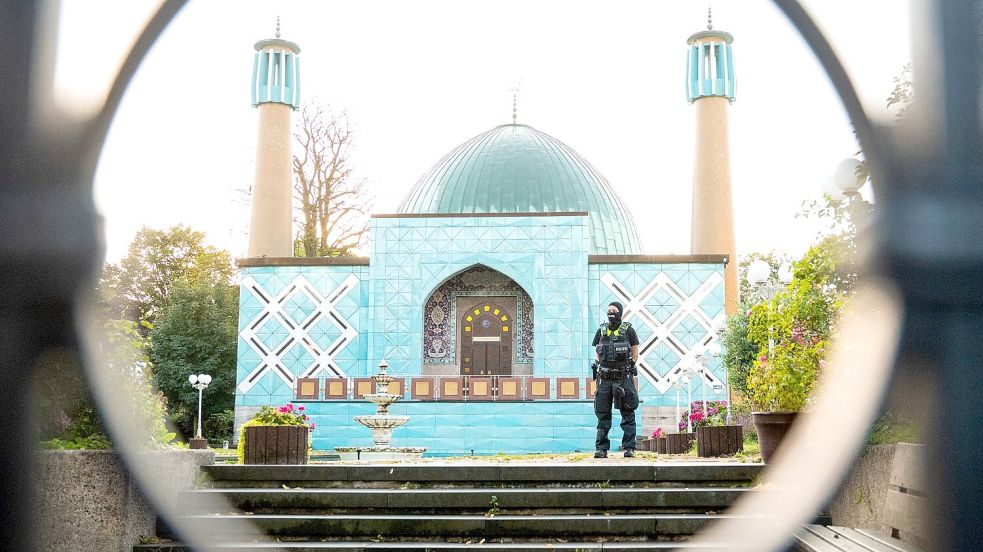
(277, 406, 290, 413)
(297, 405, 305, 411)
(689, 411, 705, 423)
(309, 423, 316, 430)
(652, 428, 664, 439)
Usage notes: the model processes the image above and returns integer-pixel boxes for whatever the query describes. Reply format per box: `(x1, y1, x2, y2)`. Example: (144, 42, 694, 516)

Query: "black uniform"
(592, 321, 640, 453)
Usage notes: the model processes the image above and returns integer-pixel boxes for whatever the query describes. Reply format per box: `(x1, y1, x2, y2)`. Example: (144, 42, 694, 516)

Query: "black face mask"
(607, 312, 621, 326)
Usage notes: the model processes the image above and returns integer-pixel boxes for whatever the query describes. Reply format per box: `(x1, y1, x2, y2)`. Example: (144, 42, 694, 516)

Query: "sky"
(55, 0, 912, 263)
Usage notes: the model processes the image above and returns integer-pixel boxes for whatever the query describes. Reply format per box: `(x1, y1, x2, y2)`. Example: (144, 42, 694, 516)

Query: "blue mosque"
(235, 20, 738, 454)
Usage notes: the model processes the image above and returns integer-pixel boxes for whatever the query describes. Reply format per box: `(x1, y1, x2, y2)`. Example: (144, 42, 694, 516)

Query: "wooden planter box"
(655, 437, 667, 454)
(638, 438, 651, 452)
(243, 425, 309, 465)
(665, 433, 695, 454)
(696, 425, 744, 457)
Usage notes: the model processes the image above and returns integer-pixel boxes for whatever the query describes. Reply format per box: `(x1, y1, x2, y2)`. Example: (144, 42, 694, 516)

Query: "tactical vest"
(596, 322, 632, 367)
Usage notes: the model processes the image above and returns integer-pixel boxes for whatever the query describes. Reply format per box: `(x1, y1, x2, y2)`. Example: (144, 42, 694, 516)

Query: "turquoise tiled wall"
(234, 215, 728, 453)
(237, 265, 370, 406)
(305, 400, 603, 454)
(368, 215, 591, 379)
(588, 263, 726, 407)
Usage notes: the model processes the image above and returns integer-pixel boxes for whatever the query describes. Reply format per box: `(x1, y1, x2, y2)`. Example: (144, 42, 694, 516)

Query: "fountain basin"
(334, 446, 427, 462)
(354, 415, 409, 428)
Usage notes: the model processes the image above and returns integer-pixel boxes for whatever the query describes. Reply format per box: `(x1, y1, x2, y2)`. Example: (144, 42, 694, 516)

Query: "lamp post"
(188, 373, 212, 449)
(706, 340, 728, 424)
(706, 315, 729, 424)
(832, 158, 865, 202)
(681, 371, 694, 433)
(674, 382, 682, 433)
(747, 259, 794, 357)
(692, 345, 709, 419)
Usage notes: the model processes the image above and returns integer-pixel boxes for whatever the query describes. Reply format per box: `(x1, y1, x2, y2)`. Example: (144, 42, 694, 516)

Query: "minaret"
(687, 9, 737, 313)
(247, 19, 301, 257)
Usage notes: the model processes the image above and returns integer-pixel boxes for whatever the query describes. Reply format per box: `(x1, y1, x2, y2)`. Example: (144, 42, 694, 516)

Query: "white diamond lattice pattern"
(238, 274, 359, 393)
(601, 271, 724, 394)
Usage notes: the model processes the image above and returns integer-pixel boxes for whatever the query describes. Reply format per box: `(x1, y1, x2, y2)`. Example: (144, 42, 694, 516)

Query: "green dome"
(397, 124, 641, 255)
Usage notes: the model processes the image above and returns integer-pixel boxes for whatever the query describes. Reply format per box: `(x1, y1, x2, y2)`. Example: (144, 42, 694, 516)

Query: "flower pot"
(696, 425, 744, 457)
(752, 411, 798, 463)
(665, 433, 695, 454)
(243, 425, 309, 465)
(656, 437, 667, 454)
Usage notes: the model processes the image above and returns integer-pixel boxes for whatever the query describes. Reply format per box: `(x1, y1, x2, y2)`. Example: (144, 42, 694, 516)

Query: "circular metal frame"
(67, 1, 901, 550)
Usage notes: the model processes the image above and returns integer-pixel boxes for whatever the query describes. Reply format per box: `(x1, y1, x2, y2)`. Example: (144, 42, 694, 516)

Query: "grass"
(866, 416, 920, 447)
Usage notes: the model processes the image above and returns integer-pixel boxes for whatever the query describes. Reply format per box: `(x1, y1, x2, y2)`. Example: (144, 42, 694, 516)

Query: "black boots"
(594, 450, 607, 458)
(623, 449, 635, 458)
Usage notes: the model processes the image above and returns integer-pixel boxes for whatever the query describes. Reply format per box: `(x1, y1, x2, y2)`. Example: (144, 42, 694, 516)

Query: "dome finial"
(509, 81, 521, 124)
(707, 6, 713, 30)
(275, 16, 281, 39)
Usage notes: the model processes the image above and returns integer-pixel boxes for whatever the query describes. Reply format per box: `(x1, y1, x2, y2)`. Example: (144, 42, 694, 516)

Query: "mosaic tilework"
(589, 263, 726, 405)
(369, 215, 591, 379)
(237, 265, 369, 406)
(422, 266, 534, 364)
(305, 400, 605, 454)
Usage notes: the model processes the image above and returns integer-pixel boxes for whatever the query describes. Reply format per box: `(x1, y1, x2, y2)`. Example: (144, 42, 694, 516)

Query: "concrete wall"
(829, 444, 896, 534)
(829, 443, 925, 545)
(37, 449, 214, 552)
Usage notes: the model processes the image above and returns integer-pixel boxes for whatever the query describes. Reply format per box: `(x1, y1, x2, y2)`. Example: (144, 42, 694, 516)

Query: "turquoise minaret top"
(685, 11, 735, 102)
(251, 21, 301, 109)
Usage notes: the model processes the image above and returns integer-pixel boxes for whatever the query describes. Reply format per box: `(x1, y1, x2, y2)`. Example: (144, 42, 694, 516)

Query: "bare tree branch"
(291, 102, 372, 257)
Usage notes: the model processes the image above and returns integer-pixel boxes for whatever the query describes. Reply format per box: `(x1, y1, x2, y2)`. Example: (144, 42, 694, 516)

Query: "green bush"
(745, 240, 842, 412)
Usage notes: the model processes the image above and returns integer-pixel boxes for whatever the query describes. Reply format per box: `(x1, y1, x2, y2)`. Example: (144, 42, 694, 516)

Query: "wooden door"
(460, 302, 512, 376)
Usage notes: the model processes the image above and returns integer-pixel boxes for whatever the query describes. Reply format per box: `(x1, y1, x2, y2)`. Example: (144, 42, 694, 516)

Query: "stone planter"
(656, 436, 668, 454)
(37, 449, 214, 552)
(665, 433, 695, 454)
(243, 425, 309, 464)
(752, 411, 798, 463)
(696, 425, 744, 457)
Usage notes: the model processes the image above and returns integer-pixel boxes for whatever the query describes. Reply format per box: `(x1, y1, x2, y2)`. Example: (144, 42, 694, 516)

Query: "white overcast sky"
(55, 1, 911, 263)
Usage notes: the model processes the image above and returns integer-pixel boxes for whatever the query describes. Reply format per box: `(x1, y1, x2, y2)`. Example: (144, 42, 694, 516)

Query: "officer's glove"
(591, 361, 598, 381)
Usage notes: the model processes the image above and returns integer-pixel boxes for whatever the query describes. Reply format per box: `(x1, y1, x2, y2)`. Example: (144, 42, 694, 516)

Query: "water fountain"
(335, 360, 427, 461)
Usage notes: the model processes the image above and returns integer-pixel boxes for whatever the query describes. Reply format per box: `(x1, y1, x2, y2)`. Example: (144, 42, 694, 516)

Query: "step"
(202, 463, 763, 487)
(182, 486, 749, 513)
(135, 540, 735, 551)
(179, 513, 735, 538)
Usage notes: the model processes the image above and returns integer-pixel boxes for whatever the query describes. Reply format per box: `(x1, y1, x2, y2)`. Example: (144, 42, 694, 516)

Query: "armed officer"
(591, 301, 640, 458)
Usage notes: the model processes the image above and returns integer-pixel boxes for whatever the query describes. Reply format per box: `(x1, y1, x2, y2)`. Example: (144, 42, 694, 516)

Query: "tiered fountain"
(335, 360, 427, 461)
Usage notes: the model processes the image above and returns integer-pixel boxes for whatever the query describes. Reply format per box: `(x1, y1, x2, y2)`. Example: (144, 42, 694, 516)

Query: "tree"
(101, 225, 234, 324)
(39, 318, 176, 450)
(293, 102, 371, 257)
(147, 282, 239, 442)
(886, 63, 915, 122)
(745, 239, 843, 411)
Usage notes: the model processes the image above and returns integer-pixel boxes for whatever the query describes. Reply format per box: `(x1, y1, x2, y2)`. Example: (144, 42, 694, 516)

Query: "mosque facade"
(235, 21, 737, 454)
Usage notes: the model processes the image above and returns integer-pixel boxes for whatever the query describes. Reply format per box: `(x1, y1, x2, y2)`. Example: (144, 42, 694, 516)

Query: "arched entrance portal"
(422, 265, 534, 376)
(460, 302, 512, 375)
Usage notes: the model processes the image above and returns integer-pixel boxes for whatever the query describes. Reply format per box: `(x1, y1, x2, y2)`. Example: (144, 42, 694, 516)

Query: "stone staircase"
(135, 461, 763, 551)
